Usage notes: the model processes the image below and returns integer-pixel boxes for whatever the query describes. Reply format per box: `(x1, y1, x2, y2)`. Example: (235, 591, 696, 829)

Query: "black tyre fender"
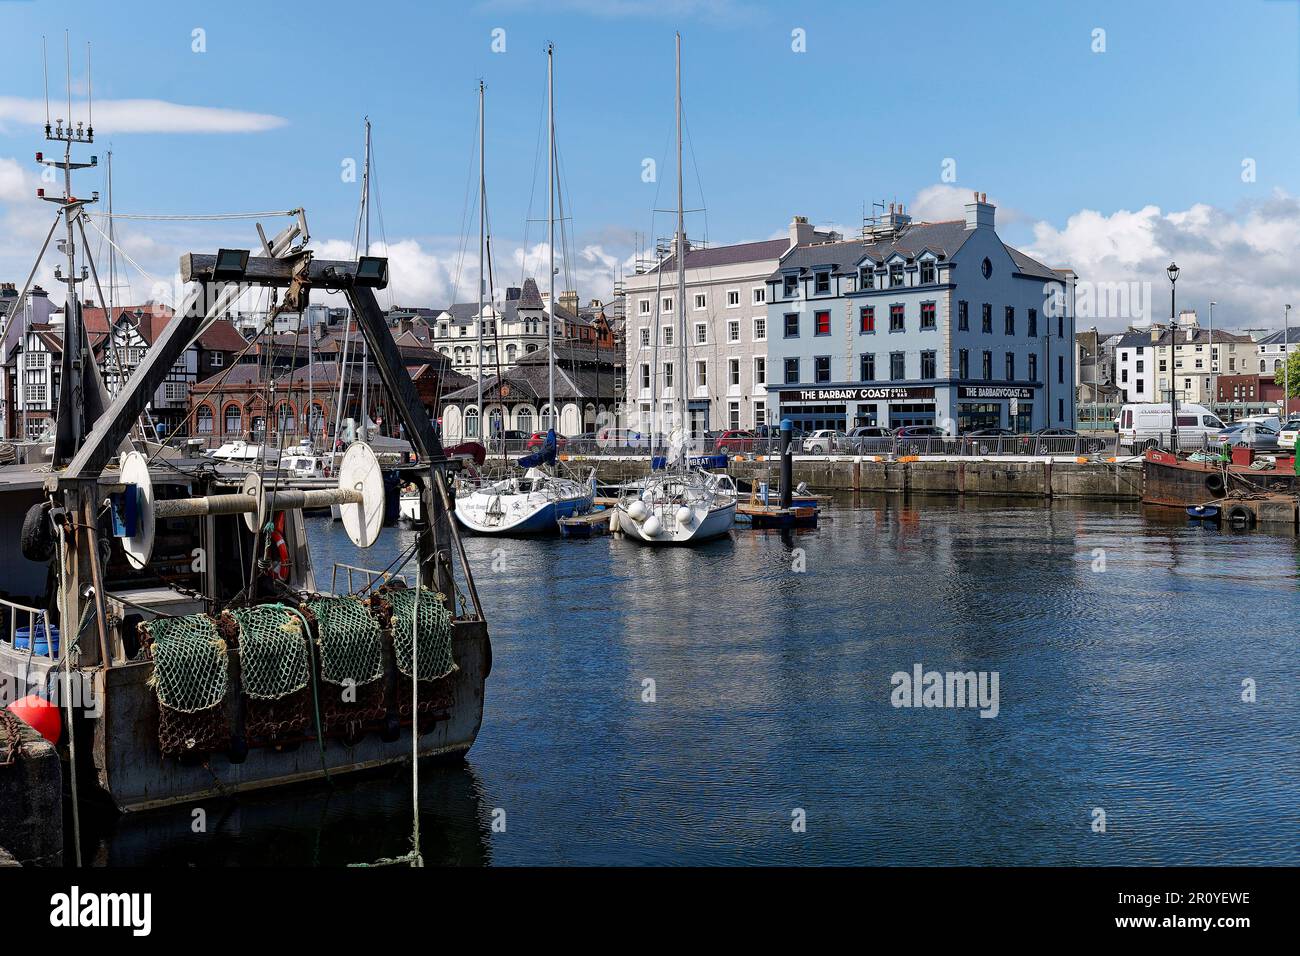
(20, 502, 55, 562)
(1226, 504, 1256, 527)
(1205, 474, 1226, 496)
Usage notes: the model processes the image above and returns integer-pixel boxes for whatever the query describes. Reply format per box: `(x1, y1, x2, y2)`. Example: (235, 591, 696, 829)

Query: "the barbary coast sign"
(779, 386, 936, 402)
(957, 386, 1035, 400)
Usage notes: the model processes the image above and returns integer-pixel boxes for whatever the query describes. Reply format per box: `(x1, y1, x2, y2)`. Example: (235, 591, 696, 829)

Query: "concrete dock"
(0, 716, 63, 866)
(569, 454, 1143, 502)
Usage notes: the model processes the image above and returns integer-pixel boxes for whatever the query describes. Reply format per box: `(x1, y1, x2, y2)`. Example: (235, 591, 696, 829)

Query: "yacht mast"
(360, 117, 371, 441)
(674, 32, 687, 463)
(547, 43, 556, 433)
(477, 80, 485, 433)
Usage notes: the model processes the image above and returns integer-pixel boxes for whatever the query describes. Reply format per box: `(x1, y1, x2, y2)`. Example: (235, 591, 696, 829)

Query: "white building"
(1112, 310, 1252, 405)
(621, 216, 837, 435)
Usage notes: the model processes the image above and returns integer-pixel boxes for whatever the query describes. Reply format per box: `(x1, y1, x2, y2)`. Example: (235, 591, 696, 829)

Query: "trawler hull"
(89, 619, 489, 812)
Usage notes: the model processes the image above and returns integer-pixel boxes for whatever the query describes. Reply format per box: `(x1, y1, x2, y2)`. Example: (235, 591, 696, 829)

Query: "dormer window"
(859, 267, 874, 289)
(920, 260, 936, 285)
(814, 271, 830, 295)
(783, 274, 799, 297)
(889, 263, 904, 287)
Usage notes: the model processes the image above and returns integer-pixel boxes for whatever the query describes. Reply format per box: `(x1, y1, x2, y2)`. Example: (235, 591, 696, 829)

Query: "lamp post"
(1166, 261, 1180, 452)
(1285, 304, 1292, 419)
(1208, 300, 1216, 413)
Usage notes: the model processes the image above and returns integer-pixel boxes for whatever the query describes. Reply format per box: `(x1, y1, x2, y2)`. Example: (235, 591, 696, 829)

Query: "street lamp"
(1208, 300, 1216, 412)
(1285, 304, 1292, 419)
(1166, 261, 1180, 452)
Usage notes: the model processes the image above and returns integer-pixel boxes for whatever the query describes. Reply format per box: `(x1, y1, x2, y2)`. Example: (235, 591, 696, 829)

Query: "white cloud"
(0, 96, 286, 134)
(909, 184, 1023, 225)
(1024, 189, 1300, 333)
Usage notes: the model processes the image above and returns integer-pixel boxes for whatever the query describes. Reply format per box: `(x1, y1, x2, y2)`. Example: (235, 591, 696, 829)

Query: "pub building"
(764, 194, 1077, 434)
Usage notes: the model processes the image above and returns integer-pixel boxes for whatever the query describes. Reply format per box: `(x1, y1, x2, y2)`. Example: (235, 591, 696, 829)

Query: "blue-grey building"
(764, 195, 1077, 434)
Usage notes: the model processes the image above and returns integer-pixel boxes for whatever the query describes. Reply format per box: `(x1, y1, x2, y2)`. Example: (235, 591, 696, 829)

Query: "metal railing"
(330, 563, 408, 596)
(474, 430, 1242, 461)
(0, 595, 54, 658)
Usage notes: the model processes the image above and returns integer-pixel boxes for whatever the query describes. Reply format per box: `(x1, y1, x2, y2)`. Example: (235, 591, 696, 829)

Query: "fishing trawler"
(0, 94, 490, 819)
(452, 48, 593, 536)
(613, 34, 736, 546)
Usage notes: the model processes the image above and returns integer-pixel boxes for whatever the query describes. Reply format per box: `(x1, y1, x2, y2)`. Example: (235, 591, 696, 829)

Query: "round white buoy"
(240, 472, 266, 533)
(338, 442, 385, 548)
(120, 451, 155, 570)
(627, 500, 648, 522)
(675, 505, 693, 526)
(642, 514, 662, 537)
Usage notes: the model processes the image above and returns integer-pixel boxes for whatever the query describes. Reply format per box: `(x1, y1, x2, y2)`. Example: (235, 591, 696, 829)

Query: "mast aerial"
(39, 32, 100, 464)
(547, 42, 556, 433)
(477, 80, 485, 434)
(674, 31, 687, 463)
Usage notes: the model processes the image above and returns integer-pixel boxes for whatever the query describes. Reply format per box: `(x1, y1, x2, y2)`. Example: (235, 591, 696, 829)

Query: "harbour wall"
(570, 456, 1143, 502)
(0, 717, 63, 866)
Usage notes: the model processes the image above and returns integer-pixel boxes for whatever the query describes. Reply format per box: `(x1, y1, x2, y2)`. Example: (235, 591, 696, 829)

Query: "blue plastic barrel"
(15, 623, 59, 657)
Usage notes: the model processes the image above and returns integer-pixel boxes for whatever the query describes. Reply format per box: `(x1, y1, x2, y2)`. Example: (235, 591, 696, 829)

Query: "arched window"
(539, 404, 555, 431)
(488, 407, 503, 436)
(277, 402, 296, 433)
(195, 404, 214, 434)
(465, 406, 480, 438)
(308, 402, 326, 437)
(517, 407, 533, 434)
(223, 403, 242, 434)
(506, 344, 517, 363)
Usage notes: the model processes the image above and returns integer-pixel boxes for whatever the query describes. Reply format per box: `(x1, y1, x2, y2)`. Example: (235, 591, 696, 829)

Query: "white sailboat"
(615, 33, 736, 545)
(454, 53, 593, 536)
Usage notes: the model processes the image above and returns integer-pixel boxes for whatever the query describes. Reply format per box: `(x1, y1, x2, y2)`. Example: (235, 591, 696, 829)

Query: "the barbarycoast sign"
(957, 386, 1035, 400)
(778, 386, 936, 402)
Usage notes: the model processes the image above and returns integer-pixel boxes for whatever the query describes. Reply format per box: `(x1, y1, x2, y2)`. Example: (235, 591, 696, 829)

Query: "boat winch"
(116, 441, 386, 569)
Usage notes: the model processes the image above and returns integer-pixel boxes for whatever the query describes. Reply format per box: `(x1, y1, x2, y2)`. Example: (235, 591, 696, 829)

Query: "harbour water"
(87, 496, 1298, 865)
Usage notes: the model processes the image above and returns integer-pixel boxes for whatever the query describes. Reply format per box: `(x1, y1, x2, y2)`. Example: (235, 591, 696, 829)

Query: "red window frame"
(859, 306, 875, 333)
(815, 310, 831, 336)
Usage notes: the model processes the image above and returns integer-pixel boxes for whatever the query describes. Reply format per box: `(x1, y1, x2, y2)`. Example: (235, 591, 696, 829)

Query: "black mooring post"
(780, 419, 793, 511)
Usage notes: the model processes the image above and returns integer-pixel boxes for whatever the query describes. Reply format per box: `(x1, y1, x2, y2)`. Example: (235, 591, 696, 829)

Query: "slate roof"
(652, 238, 789, 274)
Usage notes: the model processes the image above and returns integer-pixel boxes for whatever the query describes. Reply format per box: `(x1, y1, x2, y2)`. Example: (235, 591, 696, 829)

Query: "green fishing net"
(305, 596, 384, 688)
(385, 587, 454, 682)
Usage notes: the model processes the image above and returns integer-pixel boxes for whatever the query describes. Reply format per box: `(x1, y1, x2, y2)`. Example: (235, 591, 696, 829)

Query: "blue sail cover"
(517, 428, 558, 468)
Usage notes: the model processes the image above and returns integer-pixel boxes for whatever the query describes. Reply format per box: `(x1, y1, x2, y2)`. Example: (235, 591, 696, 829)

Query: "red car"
(713, 429, 759, 453)
(524, 432, 569, 450)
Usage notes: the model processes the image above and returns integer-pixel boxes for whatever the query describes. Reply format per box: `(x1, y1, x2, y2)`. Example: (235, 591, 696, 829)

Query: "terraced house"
(765, 194, 1078, 434)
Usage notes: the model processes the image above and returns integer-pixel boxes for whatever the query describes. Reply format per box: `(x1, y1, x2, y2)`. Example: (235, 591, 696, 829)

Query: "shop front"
(956, 386, 1035, 434)
(778, 386, 936, 432)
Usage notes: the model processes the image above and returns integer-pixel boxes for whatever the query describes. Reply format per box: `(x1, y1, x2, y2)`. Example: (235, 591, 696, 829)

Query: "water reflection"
(88, 497, 1300, 865)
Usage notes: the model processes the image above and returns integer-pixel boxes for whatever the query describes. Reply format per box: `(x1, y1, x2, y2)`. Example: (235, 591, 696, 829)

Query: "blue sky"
(3, 0, 1300, 330)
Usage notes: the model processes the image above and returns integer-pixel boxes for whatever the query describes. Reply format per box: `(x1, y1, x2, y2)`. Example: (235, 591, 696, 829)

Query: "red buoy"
(8, 695, 61, 744)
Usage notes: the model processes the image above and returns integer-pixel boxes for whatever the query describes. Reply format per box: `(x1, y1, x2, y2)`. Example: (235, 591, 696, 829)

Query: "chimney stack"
(789, 215, 817, 248)
(964, 192, 995, 231)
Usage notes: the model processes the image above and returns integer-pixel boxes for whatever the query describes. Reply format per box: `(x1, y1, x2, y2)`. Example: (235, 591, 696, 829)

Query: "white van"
(1118, 402, 1225, 453)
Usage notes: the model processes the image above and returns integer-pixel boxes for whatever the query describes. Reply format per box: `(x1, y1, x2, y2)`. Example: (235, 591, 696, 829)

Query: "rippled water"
(92, 496, 1299, 865)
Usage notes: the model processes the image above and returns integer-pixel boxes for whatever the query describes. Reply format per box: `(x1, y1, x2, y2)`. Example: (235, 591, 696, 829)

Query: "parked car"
(847, 425, 890, 438)
(965, 428, 1015, 437)
(1216, 422, 1280, 451)
(1027, 426, 1106, 453)
(1278, 418, 1300, 451)
(713, 429, 759, 454)
(490, 429, 528, 450)
(524, 431, 569, 450)
(1118, 402, 1224, 453)
(802, 429, 845, 454)
(895, 425, 945, 438)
